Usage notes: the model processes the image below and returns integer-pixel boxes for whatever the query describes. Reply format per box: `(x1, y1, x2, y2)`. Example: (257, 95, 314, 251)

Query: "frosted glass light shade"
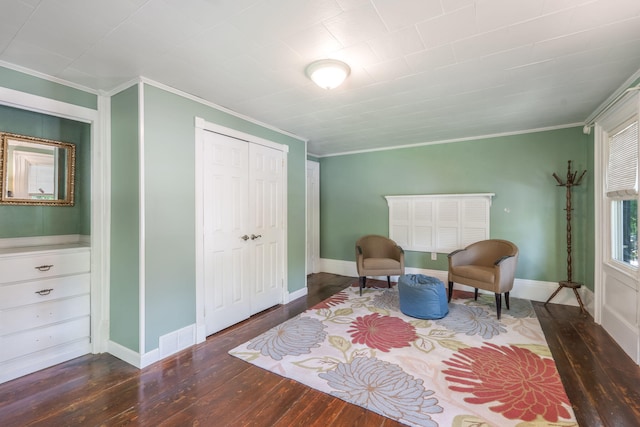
(305, 59, 351, 89)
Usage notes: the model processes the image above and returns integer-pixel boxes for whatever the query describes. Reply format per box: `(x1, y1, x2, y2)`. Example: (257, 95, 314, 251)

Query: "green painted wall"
(0, 66, 97, 110)
(319, 127, 595, 290)
(0, 104, 91, 238)
(142, 84, 306, 351)
(110, 85, 140, 351)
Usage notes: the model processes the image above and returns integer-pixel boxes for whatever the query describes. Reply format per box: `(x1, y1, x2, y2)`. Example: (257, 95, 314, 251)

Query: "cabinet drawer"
(0, 316, 90, 362)
(1, 294, 90, 335)
(0, 274, 90, 309)
(0, 250, 90, 284)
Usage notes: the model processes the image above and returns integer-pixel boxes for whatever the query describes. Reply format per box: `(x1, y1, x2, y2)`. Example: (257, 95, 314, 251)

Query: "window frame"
(599, 95, 640, 277)
(610, 198, 638, 269)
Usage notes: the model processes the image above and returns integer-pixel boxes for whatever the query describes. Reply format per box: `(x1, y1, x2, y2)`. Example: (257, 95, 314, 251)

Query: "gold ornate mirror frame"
(0, 132, 76, 206)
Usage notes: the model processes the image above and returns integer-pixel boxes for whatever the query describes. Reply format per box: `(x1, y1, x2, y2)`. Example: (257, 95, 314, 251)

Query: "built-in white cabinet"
(0, 243, 91, 383)
(385, 193, 494, 253)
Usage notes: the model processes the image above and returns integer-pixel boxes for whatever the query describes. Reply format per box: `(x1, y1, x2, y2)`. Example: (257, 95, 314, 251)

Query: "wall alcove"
(0, 104, 91, 234)
(0, 85, 107, 383)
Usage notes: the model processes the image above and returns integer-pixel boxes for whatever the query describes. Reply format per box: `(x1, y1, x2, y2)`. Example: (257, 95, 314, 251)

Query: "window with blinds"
(607, 120, 639, 198)
(385, 193, 494, 253)
(606, 119, 639, 267)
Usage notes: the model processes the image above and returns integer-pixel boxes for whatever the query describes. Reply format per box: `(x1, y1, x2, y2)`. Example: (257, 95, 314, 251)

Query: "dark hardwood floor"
(1, 272, 639, 426)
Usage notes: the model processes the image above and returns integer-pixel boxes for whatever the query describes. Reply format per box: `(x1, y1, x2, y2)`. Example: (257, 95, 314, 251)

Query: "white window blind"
(385, 193, 494, 253)
(607, 120, 639, 198)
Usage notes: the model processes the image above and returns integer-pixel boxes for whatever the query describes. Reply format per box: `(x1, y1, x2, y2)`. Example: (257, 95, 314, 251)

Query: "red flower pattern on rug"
(347, 312, 417, 352)
(312, 291, 349, 309)
(442, 343, 572, 422)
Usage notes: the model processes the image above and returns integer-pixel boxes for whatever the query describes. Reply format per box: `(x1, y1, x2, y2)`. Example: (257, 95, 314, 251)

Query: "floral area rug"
(229, 287, 578, 427)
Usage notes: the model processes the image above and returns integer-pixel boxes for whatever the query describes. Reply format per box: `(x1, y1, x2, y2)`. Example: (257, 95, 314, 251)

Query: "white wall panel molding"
(386, 193, 494, 253)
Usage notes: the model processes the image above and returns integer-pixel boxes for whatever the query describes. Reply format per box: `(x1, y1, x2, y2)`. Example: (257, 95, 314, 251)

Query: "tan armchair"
(447, 239, 519, 319)
(356, 235, 405, 295)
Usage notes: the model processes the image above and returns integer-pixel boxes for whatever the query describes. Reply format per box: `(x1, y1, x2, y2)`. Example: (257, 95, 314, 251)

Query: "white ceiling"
(2, 0, 640, 156)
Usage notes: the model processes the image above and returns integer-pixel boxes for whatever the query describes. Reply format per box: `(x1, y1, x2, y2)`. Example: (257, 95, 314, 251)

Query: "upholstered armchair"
(447, 239, 519, 319)
(356, 235, 405, 295)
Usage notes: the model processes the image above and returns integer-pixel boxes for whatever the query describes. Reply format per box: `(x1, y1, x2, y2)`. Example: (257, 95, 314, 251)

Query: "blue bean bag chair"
(398, 274, 449, 319)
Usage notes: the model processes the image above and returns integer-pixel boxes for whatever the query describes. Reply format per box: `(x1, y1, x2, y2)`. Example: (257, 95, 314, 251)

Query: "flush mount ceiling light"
(305, 59, 351, 90)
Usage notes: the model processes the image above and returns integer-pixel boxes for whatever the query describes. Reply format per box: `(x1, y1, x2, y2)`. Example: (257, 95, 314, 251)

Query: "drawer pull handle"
(35, 288, 54, 296)
(35, 265, 54, 272)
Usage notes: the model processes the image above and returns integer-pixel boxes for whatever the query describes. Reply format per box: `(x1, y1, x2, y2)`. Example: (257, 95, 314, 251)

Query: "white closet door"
(203, 132, 251, 335)
(249, 144, 284, 313)
(202, 130, 285, 336)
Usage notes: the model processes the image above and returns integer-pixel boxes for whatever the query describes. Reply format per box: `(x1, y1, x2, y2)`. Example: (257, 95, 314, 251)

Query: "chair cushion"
(398, 274, 448, 319)
(363, 258, 401, 270)
(450, 265, 495, 283)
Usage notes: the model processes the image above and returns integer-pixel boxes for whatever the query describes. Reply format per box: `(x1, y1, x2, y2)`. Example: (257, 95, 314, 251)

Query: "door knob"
(251, 234, 262, 240)
(241, 235, 250, 241)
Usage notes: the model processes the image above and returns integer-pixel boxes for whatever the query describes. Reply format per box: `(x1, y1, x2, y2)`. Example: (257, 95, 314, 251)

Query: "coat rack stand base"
(544, 280, 586, 312)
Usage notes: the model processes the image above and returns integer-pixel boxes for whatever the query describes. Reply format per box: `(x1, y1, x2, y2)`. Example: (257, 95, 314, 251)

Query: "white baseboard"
(108, 341, 159, 369)
(107, 340, 142, 368)
(159, 324, 196, 359)
(602, 305, 640, 363)
(108, 324, 197, 369)
(124, 289, 308, 370)
(319, 258, 358, 277)
(285, 286, 308, 303)
(140, 349, 160, 368)
(319, 258, 594, 314)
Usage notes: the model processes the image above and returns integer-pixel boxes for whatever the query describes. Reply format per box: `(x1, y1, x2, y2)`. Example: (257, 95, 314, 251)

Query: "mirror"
(0, 132, 75, 206)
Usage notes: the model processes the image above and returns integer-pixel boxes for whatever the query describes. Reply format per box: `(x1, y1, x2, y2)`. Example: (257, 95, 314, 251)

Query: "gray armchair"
(356, 235, 405, 295)
(447, 239, 519, 319)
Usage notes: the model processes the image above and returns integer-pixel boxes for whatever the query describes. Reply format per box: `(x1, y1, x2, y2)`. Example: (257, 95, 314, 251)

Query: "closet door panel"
(249, 144, 284, 313)
(203, 132, 251, 335)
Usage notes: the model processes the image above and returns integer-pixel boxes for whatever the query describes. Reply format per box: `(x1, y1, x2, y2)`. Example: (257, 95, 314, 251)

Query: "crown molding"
(0, 60, 99, 95)
(316, 122, 584, 158)
(130, 76, 308, 143)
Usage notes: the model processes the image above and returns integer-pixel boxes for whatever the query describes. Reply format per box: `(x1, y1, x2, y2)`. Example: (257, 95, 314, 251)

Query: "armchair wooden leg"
(360, 277, 367, 296)
(448, 281, 454, 302)
(505, 292, 510, 310)
(495, 293, 502, 319)
(474, 288, 479, 300)
(387, 276, 391, 288)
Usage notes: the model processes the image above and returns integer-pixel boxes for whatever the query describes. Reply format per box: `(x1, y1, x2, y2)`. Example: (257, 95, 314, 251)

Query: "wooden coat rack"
(545, 160, 587, 312)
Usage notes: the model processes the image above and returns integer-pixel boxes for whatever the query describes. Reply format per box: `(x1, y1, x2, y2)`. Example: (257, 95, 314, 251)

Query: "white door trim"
(306, 160, 320, 274)
(195, 117, 289, 153)
(594, 122, 605, 325)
